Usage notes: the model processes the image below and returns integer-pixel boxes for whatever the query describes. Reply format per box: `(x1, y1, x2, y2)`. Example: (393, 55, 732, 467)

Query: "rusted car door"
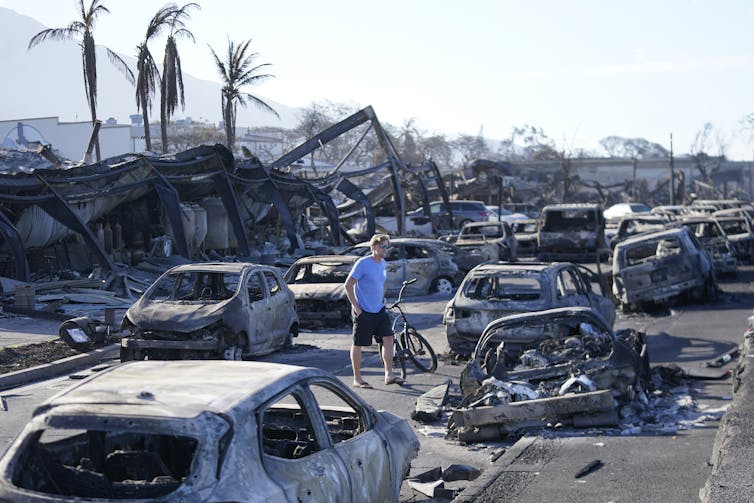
(402, 244, 435, 294)
(246, 270, 275, 351)
(262, 270, 293, 338)
(555, 268, 591, 310)
(384, 246, 405, 294)
(307, 382, 394, 502)
(258, 386, 352, 502)
(574, 265, 617, 326)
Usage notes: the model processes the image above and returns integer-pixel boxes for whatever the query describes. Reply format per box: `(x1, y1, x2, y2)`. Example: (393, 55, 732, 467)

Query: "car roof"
(167, 262, 268, 274)
(37, 361, 326, 419)
(478, 306, 610, 339)
(616, 227, 689, 247)
(463, 221, 507, 228)
(292, 254, 359, 265)
(431, 199, 485, 204)
(467, 261, 567, 275)
(541, 203, 601, 210)
(350, 237, 442, 247)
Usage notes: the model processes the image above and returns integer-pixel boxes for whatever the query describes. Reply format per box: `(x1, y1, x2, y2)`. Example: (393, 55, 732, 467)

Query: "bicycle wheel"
(404, 327, 438, 372)
(378, 339, 407, 380)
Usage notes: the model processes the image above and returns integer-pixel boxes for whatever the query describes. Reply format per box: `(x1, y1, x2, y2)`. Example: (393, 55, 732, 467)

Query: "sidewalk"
(0, 313, 119, 390)
(701, 322, 754, 503)
(0, 315, 60, 346)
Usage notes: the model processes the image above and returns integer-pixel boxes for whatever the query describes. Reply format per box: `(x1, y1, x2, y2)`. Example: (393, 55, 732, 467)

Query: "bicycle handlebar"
(389, 278, 417, 309)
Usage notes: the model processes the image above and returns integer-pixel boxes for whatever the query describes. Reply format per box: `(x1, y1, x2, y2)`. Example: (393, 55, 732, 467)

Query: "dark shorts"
(352, 308, 393, 346)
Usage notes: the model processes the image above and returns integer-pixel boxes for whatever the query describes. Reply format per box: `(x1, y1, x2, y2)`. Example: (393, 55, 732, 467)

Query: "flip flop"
(385, 376, 405, 385)
(352, 381, 372, 389)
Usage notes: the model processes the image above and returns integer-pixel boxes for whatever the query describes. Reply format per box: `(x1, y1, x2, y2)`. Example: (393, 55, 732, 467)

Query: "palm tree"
(134, 5, 175, 152)
(160, 2, 199, 153)
(209, 39, 279, 151)
(28, 0, 133, 161)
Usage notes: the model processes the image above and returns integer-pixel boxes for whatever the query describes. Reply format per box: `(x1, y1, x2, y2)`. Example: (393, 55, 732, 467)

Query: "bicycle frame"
(387, 278, 437, 373)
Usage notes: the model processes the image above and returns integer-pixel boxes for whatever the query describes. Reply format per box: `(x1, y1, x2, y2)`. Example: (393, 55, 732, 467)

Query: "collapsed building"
(0, 106, 453, 294)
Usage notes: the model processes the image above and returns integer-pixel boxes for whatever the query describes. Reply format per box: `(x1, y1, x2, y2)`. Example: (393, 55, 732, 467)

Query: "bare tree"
(599, 136, 669, 158)
(452, 133, 489, 167)
(689, 122, 728, 196)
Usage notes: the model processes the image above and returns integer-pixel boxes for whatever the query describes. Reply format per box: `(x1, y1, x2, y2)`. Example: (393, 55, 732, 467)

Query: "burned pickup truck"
(612, 227, 716, 310)
(537, 203, 607, 262)
(120, 262, 299, 361)
(451, 307, 649, 442)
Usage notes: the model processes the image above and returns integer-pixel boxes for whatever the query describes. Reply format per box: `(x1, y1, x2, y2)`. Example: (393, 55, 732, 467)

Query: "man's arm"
(345, 276, 361, 316)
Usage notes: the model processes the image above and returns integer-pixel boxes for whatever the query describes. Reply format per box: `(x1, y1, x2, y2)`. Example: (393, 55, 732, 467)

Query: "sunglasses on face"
(378, 243, 390, 249)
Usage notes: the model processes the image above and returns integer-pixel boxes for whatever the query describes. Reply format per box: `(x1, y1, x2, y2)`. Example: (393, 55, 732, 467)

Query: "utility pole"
(632, 158, 637, 201)
(669, 133, 675, 205)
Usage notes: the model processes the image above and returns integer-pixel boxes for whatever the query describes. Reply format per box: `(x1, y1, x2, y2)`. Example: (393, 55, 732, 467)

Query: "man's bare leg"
(381, 335, 400, 383)
(351, 344, 365, 385)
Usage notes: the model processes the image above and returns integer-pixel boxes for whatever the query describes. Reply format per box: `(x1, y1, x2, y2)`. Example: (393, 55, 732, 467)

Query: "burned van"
(537, 204, 606, 261)
(612, 227, 716, 310)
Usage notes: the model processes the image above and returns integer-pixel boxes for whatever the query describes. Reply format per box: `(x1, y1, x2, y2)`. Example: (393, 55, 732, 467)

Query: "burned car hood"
(126, 299, 231, 332)
(288, 283, 347, 301)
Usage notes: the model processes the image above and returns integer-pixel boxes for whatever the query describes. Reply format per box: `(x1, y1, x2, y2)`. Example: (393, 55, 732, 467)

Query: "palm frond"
(244, 94, 280, 119)
(28, 27, 81, 49)
(106, 47, 134, 84)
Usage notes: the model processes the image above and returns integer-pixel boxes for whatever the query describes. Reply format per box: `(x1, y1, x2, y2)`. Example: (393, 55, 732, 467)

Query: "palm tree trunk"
(160, 81, 168, 153)
(223, 97, 233, 150)
(89, 98, 101, 162)
(139, 88, 152, 151)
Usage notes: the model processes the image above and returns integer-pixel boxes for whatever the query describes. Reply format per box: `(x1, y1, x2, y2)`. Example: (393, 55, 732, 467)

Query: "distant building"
(0, 116, 132, 161)
(236, 128, 284, 162)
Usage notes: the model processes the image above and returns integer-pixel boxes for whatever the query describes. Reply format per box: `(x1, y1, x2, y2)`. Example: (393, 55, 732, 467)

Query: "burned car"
(537, 203, 607, 261)
(455, 221, 518, 261)
(714, 215, 754, 264)
(510, 218, 539, 257)
(284, 255, 358, 328)
(608, 213, 669, 250)
(612, 227, 716, 310)
(451, 307, 649, 441)
(120, 262, 298, 361)
(410, 238, 486, 280)
(341, 238, 458, 295)
(0, 360, 419, 502)
(444, 262, 616, 356)
(667, 215, 737, 275)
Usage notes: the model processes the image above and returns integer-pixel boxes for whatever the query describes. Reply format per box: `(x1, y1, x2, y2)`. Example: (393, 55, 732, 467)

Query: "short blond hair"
(369, 233, 390, 247)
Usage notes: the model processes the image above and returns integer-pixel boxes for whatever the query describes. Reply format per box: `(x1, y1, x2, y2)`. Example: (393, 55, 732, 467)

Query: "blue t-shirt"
(348, 256, 386, 313)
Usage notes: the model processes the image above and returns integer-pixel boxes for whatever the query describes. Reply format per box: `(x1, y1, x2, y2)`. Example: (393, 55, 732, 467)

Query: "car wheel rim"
(434, 278, 453, 294)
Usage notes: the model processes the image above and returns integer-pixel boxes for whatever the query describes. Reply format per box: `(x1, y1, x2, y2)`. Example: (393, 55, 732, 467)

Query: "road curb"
(0, 344, 119, 390)
(701, 329, 754, 503)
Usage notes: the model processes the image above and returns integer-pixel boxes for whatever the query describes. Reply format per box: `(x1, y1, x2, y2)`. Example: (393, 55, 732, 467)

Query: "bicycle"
(378, 278, 438, 379)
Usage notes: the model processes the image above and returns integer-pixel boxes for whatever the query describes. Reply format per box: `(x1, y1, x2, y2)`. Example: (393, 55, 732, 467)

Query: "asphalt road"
(1, 265, 752, 502)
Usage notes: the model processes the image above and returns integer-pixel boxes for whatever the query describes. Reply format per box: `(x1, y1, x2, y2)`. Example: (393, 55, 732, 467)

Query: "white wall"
(0, 116, 133, 161)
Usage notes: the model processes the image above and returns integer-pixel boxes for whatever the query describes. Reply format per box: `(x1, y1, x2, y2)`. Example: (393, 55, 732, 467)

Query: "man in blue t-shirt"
(345, 233, 404, 388)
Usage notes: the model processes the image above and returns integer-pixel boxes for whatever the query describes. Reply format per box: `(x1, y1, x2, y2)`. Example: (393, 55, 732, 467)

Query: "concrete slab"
(0, 315, 59, 347)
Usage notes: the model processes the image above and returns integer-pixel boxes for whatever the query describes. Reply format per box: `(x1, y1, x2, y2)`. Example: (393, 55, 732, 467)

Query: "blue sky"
(3, 0, 754, 158)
